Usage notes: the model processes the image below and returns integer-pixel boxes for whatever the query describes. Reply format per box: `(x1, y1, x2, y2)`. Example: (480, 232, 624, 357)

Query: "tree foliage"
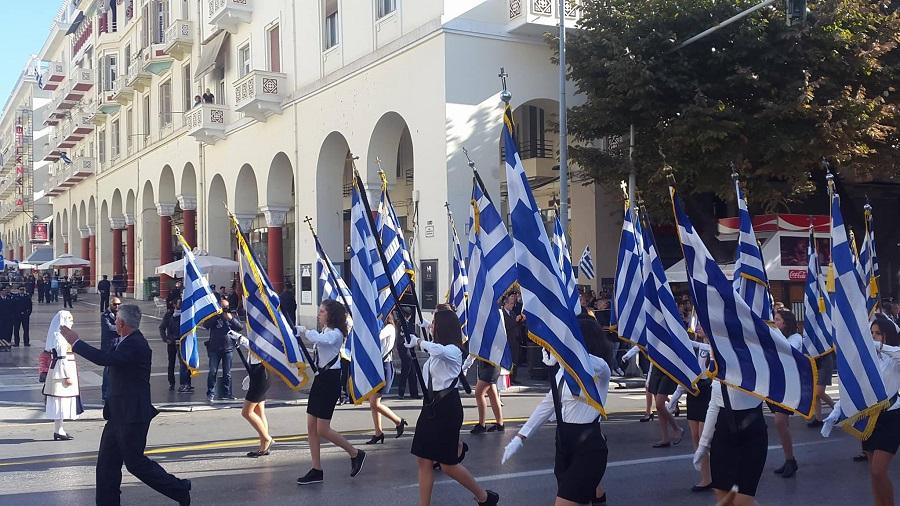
(564, 0, 900, 214)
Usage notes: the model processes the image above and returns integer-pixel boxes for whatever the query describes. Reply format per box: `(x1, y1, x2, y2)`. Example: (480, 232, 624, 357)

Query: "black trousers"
(63, 292, 73, 308)
(166, 343, 177, 386)
(100, 292, 110, 313)
(96, 421, 189, 505)
(396, 346, 419, 398)
(13, 316, 29, 345)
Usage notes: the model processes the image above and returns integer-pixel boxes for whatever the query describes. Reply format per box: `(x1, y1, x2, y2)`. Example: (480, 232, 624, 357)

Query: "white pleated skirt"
(45, 396, 80, 420)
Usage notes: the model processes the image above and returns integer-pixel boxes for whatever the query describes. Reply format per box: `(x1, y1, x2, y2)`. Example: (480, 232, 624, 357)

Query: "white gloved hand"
(295, 325, 307, 336)
(418, 318, 431, 330)
(241, 375, 250, 391)
(693, 444, 709, 471)
(821, 418, 835, 438)
(502, 436, 524, 464)
(404, 335, 420, 349)
(227, 330, 243, 341)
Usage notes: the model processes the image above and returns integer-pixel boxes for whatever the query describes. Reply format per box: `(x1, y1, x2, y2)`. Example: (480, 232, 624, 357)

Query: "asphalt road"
(0, 296, 883, 505)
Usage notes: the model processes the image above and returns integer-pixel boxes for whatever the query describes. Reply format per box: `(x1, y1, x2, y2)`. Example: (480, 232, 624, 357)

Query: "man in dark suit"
(502, 293, 527, 383)
(12, 286, 32, 346)
(60, 304, 191, 506)
(98, 274, 111, 312)
(100, 297, 121, 403)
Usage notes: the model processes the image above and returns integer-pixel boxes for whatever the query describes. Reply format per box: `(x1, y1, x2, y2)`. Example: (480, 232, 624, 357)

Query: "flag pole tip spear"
(498, 67, 511, 104)
(462, 147, 477, 174)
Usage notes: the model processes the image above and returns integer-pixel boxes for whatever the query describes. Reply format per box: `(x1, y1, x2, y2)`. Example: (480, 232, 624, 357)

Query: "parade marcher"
(43, 310, 82, 440)
(408, 309, 499, 506)
(396, 313, 420, 399)
(166, 280, 183, 307)
(823, 316, 900, 506)
(159, 301, 181, 391)
(100, 298, 121, 403)
(203, 299, 242, 401)
(808, 352, 836, 428)
(503, 346, 611, 506)
(295, 299, 367, 485)
(469, 305, 506, 435)
(677, 327, 714, 492)
(770, 309, 802, 478)
(623, 345, 684, 446)
(365, 311, 407, 444)
(61, 276, 74, 309)
(231, 331, 273, 458)
(279, 282, 298, 329)
(13, 285, 32, 346)
(0, 287, 14, 346)
(36, 276, 45, 304)
(60, 304, 192, 505)
(502, 292, 527, 384)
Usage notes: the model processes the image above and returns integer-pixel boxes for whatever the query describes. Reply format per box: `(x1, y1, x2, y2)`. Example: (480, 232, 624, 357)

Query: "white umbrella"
(38, 253, 91, 270)
(155, 249, 239, 277)
(17, 262, 38, 270)
(2, 259, 18, 270)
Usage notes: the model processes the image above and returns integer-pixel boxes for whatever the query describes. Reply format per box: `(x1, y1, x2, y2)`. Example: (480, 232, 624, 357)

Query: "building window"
(159, 80, 172, 127)
(182, 63, 192, 111)
(267, 24, 281, 73)
(98, 129, 106, 164)
(104, 54, 118, 91)
(141, 3, 150, 48)
(124, 45, 132, 75)
(143, 95, 151, 142)
(156, 0, 170, 44)
(126, 108, 134, 153)
(111, 119, 120, 158)
(323, 0, 339, 50)
(238, 43, 251, 77)
(377, 0, 396, 19)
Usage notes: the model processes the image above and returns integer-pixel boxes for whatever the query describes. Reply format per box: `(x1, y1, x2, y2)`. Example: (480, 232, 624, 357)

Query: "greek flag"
(234, 220, 311, 390)
(802, 229, 833, 357)
(503, 104, 604, 414)
(376, 178, 414, 318)
(636, 214, 703, 392)
(179, 237, 221, 376)
(579, 246, 595, 280)
(552, 215, 580, 315)
(315, 235, 352, 311)
(447, 209, 469, 336)
(347, 175, 387, 403)
(857, 206, 879, 317)
(829, 191, 891, 438)
(466, 177, 517, 368)
(671, 185, 816, 417)
(0, 239, 5, 272)
(732, 177, 773, 321)
(612, 199, 645, 342)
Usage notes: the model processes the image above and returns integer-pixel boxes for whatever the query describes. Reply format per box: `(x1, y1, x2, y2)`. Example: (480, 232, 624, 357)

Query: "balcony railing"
(111, 79, 134, 105)
(208, 0, 252, 33)
(185, 103, 228, 144)
(165, 20, 193, 60)
(126, 61, 152, 92)
(98, 90, 121, 114)
(233, 70, 287, 121)
(507, 0, 581, 33)
(39, 61, 66, 91)
(67, 67, 94, 95)
(143, 43, 173, 75)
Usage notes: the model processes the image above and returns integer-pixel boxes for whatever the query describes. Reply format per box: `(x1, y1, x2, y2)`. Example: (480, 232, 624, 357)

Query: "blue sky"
(2, 1, 62, 107)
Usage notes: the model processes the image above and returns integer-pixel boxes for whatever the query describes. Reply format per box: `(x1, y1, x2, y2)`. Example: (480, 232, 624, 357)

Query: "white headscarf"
(45, 310, 74, 352)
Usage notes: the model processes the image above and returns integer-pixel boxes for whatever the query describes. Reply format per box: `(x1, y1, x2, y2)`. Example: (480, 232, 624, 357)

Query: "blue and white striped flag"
(503, 104, 604, 414)
(315, 235, 353, 311)
(829, 191, 891, 438)
(857, 206, 879, 317)
(732, 177, 773, 321)
(466, 177, 517, 368)
(802, 228, 833, 357)
(552, 215, 580, 316)
(347, 175, 387, 403)
(637, 213, 704, 392)
(234, 219, 311, 390)
(612, 199, 645, 342)
(179, 237, 222, 377)
(671, 185, 816, 417)
(447, 209, 469, 337)
(376, 178, 414, 318)
(579, 246, 595, 280)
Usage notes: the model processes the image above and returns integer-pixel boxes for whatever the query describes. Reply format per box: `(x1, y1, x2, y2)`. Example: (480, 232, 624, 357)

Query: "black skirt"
(555, 422, 608, 504)
(767, 401, 793, 416)
(245, 363, 270, 403)
(410, 389, 463, 465)
(710, 404, 767, 496)
(307, 368, 342, 420)
(477, 361, 500, 383)
(687, 379, 712, 422)
(863, 407, 900, 455)
(816, 354, 835, 386)
(647, 366, 676, 396)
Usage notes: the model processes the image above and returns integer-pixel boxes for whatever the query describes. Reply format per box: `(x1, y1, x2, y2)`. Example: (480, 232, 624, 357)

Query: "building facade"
(0, 0, 621, 322)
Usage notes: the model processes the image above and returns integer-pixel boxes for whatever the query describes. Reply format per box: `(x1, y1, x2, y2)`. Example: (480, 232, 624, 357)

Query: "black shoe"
(397, 394, 406, 400)
(432, 462, 441, 471)
(807, 419, 824, 428)
(592, 492, 608, 505)
(639, 413, 655, 422)
(365, 434, 385, 445)
(246, 449, 271, 457)
(470, 424, 487, 435)
(350, 449, 366, 477)
(478, 490, 499, 506)
(487, 423, 505, 433)
(395, 419, 408, 438)
(773, 461, 785, 474)
(169, 384, 176, 391)
(781, 458, 798, 478)
(223, 396, 237, 401)
(53, 433, 74, 441)
(297, 468, 324, 485)
(691, 484, 712, 492)
(853, 452, 868, 462)
(410, 394, 421, 399)
(12, 343, 18, 347)
(23, 343, 30, 347)
(457, 442, 469, 464)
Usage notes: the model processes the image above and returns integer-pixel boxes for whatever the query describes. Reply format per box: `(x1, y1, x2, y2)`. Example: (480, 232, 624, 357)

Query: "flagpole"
(864, 200, 882, 310)
(445, 201, 470, 320)
(303, 216, 353, 318)
(351, 162, 428, 398)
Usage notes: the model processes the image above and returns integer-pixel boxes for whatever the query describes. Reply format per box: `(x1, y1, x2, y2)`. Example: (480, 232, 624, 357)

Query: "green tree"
(564, 0, 900, 214)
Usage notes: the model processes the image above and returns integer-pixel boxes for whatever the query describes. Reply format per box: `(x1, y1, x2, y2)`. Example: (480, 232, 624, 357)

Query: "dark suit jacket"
(73, 330, 159, 424)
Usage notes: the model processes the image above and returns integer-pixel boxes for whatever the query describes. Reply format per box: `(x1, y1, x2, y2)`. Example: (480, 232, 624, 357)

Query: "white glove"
(418, 318, 431, 329)
(502, 436, 524, 464)
(462, 355, 476, 375)
(693, 444, 709, 471)
(241, 375, 250, 391)
(404, 335, 420, 349)
(227, 330, 243, 341)
(820, 418, 835, 438)
(295, 325, 307, 336)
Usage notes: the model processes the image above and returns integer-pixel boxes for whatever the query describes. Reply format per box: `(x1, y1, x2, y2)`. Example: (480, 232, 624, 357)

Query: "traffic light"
(786, 0, 807, 26)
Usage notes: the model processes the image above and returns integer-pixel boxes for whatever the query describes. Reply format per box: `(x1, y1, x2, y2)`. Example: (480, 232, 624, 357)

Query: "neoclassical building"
(0, 0, 620, 322)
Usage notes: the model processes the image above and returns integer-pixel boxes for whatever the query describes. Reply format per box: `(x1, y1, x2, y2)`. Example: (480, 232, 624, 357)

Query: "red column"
(80, 228, 91, 286)
(88, 230, 96, 287)
(125, 215, 135, 295)
(111, 223, 124, 280)
(262, 206, 288, 294)
(178, 195, 197, 249)
(17, 245, 23, 261)
(158, 203, 175, 301)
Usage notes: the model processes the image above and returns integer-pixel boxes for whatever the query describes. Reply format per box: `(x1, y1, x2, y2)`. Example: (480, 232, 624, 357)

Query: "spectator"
(279, 283, 297, 328)
(202, 88, 215, 104)
(97, 275, 111, 312)
(203, 299, 243, 401)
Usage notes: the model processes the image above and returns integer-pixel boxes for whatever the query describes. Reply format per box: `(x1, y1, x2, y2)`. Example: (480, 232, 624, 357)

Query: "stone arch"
(265, 152, 296, 292)
(88, 197, 96, 227)
(99, 200, 112, 280)
(315, 131, 353, 271)
(267, 152, 294, 207)
(367, 111, 412, 186)
(159, 164, 177, 205)
(141, 180, 160, 297)
(234, 164, 259, 216)
(366, 111, 415, 255)
(111, 189, 124, 218)
(181, 162, 197, 199)
(207, 174, 229, 258)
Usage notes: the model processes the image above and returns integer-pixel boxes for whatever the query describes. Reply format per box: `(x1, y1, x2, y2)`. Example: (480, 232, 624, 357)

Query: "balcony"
(143, 44, 173, 75)
(0, 172, 16, 198)
(63, 111, 95, 144)
(0, 200, 19, 222)
(111, 79, 134, 105)
(507, 0, 581, 35)
(46, 91, 78, 124)
(126, 63, 152, 92)
(208, 0, 252, 34)
(98, 90, 121, 114)
(185, 104, 227, 144)
(165, 20, 193, 60)
(43, 132, 62, 162)
(233, 70, 287, 121)
(66, 68, 94, 96)
(39, 61, 66, 91)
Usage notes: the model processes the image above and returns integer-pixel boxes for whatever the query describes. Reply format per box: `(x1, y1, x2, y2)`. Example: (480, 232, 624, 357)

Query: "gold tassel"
(826, 264, 836, 293)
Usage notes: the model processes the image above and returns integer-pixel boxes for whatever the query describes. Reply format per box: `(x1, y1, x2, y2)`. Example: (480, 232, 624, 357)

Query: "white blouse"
(379, 324, 396, 363)
(826, 344, 900, 424)
(304, 327, 344, 370)
(420, 340, 462, 390)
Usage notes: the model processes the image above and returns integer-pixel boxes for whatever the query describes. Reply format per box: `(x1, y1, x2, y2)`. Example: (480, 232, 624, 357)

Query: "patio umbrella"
(38, 253, 91, 270)
(155, 249, 239, 277)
